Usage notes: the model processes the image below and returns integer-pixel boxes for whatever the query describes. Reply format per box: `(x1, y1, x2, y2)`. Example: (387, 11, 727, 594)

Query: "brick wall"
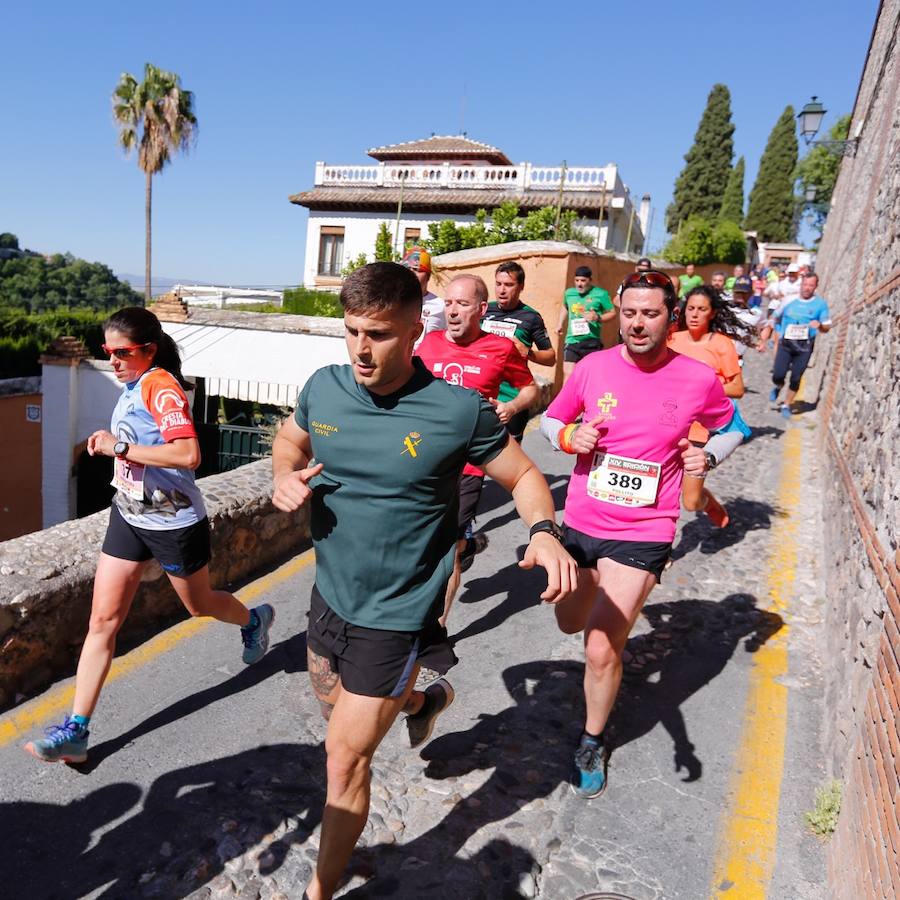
(814, 2, 900, 895)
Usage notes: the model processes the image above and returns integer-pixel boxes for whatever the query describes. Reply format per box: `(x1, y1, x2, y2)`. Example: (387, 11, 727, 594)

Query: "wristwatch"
(114, 441, 130, 459)
(529, 519, 564, 542)
(703, 450, 718, 471)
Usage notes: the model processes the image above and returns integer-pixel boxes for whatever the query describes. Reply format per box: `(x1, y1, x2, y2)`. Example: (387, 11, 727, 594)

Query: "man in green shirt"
(556, 265, 616, 380)
(678, 263, 704, 298)
(271, 262, 577, 900)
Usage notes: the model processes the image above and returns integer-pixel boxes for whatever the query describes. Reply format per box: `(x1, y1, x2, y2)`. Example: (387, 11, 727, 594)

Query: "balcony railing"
(314, 162, 618, 193)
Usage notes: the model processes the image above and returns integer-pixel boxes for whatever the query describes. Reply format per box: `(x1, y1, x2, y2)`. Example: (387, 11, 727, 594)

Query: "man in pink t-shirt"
(540, 270, 737, 799)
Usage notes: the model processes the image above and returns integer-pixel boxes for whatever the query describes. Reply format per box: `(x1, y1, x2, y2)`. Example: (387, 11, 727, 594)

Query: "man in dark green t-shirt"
(556, 265, 616, 380)
(271, 262, 577, 900)
(481, 260, 556, 442)
(678, 262, 704, 299)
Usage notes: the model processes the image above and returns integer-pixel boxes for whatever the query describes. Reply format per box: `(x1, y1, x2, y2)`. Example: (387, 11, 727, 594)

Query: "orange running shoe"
(703, 490, 730, 528)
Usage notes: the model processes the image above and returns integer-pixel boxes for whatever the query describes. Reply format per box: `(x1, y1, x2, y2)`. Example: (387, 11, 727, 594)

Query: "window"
(404, 227, 421, 247)
(318, 227, 344, 276)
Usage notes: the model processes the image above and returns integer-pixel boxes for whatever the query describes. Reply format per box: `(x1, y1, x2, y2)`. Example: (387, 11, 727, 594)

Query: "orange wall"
(0, 394, 42, 541)
(431, 248, 650, 390)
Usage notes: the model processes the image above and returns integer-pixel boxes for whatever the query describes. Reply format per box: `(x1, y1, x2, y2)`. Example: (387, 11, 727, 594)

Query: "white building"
(172, 285, 284, 309)
(290, 135, 649, 290)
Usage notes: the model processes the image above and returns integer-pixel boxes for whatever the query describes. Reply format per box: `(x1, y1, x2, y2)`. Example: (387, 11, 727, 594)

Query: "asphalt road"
(0, 349, 828, 900)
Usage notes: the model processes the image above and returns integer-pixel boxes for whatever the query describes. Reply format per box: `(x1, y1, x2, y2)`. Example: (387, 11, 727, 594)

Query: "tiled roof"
(367, 135, 512, 165)
(289, 186, 610, 214)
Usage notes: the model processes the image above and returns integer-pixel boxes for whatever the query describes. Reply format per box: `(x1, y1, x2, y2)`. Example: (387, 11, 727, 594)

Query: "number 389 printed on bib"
(587, 451, 661, 507)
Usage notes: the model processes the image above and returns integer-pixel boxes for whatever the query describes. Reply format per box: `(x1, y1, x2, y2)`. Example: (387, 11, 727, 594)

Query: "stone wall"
(0, 459, 310, 709)
(813, 2, 900, 896)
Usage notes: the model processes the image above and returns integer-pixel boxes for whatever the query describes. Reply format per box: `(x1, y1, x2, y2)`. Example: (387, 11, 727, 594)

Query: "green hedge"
(282, 287, 342, 318)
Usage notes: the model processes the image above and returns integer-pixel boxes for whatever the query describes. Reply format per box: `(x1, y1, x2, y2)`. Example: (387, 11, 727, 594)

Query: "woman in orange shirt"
(668, 285, 751, 527)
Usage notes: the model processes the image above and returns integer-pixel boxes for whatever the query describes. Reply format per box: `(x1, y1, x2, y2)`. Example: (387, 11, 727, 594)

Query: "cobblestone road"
(1, 350, 828, 899)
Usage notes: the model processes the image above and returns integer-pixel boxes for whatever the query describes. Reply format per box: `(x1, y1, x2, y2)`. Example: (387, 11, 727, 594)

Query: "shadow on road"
(3, 741, 325, 899)
(474, 474, 569, 535)
(672, 496, 785, 560)
(611, 593, 784, 782)
(78, 631, 308, 772)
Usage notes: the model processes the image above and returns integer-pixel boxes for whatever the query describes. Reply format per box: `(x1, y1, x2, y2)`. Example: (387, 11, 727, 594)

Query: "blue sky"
(1, 1, 876, 286)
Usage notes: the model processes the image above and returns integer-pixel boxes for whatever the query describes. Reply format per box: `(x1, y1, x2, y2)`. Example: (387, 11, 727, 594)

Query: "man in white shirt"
(401, 246, 445, 346)
(729, 276, 765, 366)
(765, 262, 802, 317)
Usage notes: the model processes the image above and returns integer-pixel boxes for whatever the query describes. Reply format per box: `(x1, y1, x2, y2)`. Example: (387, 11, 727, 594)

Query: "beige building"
(290, 135, 649, 290)
(0, 377, 43, 541)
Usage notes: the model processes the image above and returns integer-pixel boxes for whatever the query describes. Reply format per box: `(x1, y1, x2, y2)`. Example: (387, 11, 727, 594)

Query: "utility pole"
(553, 160, 568, 238)
(595, 180, 607, 248)
(624, 203, 636, 254)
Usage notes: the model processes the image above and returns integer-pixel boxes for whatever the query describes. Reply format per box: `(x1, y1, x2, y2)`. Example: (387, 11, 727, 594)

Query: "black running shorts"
(457, 473, 485, 538)
(102, 504, 211, 577)
(564, 338, 602, 363)
(561, 524, 671, 583)
(306, 584, 458, 698)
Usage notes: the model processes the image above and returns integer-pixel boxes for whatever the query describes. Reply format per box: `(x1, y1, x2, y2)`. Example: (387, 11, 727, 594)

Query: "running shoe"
(704, 493, 730, 528)
(572, 733, 609, 799)
(781, 404, 794, 419)
(769, 387, 779, 403)
(406, 678, 455, 749)
(459, 532, 489, 573)
(241, 603, 274, 665)
(24, 716, 89, 764)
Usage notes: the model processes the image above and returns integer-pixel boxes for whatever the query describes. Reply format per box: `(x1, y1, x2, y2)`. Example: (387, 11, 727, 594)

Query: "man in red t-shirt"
(417, 273, 538, 623)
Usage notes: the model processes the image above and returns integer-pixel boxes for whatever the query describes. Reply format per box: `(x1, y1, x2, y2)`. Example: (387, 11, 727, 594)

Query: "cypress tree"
(745, 106, 799, 242)
(719, 156, 745, 223)
(665, 84, 735, 233)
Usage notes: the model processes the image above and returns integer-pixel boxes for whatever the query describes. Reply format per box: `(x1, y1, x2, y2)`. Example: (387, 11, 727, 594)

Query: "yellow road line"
(709, 423, 804, 897)
(0, 548, 315, 747)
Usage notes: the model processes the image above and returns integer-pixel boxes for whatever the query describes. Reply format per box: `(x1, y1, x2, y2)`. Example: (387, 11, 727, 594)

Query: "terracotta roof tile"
(367, 135, 512, 165)
(289, 186, 610, 215)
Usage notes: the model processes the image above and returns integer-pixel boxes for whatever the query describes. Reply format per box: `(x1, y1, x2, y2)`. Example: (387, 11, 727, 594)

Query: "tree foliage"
(745, 106, 799, 242)
(719, 156, 745, 223)
(113, 63, 197, 302)
(662, 216, 747, 265)
(0, 250, 142, 312)
(0, 308, 109, 378)
(666, 84, 735, 233)
(0, 233, 19, 250)
(374, 222, 396, 262)
(423, 202, 584, 255)
(794, 114, 851, 243)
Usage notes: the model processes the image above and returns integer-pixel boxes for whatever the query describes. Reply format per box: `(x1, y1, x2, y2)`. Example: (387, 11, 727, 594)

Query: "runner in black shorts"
(557, 266, 617, 381)
(541, 270, 743, 799)
(481, 261, 556, 442)
(24, 307, 273, 765)
(272, 262, 577, 900)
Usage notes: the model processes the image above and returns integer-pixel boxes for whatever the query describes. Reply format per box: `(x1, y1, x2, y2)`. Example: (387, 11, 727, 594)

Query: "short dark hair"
(619, 270, 678, 313)
(340, 262, 422, 318)
(495, 261, 525, 286)
(712, 270, 726, 279)
(803, 272, 819, 283)
(574, 265, 593, 278)
(637, 257, 652, 267)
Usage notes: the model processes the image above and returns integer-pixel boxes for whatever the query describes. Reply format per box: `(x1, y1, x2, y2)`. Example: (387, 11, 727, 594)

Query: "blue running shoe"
(572, 733, 609, 799)
(781, 404, 794, 419)
(769, 387, 779, 403)
(241, 603, 274, 665)
(24, 716, 89, 764)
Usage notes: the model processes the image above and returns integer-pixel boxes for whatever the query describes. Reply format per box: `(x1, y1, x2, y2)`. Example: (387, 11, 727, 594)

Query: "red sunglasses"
(102, 342, 151, 360)
(620, 271, 675, 291)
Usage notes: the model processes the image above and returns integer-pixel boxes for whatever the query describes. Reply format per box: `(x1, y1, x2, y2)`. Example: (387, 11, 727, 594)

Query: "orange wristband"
(558, 423, 578, 454)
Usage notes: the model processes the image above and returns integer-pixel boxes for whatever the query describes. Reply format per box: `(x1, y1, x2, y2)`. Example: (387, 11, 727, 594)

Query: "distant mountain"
(116, 273, 210, 295)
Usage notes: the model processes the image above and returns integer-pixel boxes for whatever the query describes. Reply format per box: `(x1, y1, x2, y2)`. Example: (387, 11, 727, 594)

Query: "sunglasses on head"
(621, 271, 674, 290)
(102, 342, 150, 360)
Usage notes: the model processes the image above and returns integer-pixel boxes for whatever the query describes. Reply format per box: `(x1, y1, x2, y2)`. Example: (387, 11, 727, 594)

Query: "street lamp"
(797, 96, 859, 157)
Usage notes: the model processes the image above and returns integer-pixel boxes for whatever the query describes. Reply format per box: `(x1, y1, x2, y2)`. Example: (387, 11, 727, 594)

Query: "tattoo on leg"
(308, 649, 339, 700)
(319, 699, 334, 721)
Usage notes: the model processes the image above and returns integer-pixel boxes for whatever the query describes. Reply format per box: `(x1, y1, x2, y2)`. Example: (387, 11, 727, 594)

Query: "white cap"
(787, 263, 800, 273)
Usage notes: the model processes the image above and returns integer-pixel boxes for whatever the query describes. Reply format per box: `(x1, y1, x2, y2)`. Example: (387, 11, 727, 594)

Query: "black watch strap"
(529, 519, 563, 542)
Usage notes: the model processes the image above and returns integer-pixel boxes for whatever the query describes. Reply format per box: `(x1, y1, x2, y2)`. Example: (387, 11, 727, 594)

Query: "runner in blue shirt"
(758, 273, 832, 417)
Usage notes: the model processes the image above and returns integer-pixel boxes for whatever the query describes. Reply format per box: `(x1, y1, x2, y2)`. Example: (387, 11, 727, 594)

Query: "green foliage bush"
(805, 779, 841, 838)
(0, 249, 142, 312)
(281, 287, 343, 318)
(663, 216, 747, 265)
(423, 203, 585, 255)
(0, 307, 108, 377)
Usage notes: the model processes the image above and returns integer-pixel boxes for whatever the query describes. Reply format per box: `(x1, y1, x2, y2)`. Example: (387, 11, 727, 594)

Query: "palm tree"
(112, 64, 197, 304)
